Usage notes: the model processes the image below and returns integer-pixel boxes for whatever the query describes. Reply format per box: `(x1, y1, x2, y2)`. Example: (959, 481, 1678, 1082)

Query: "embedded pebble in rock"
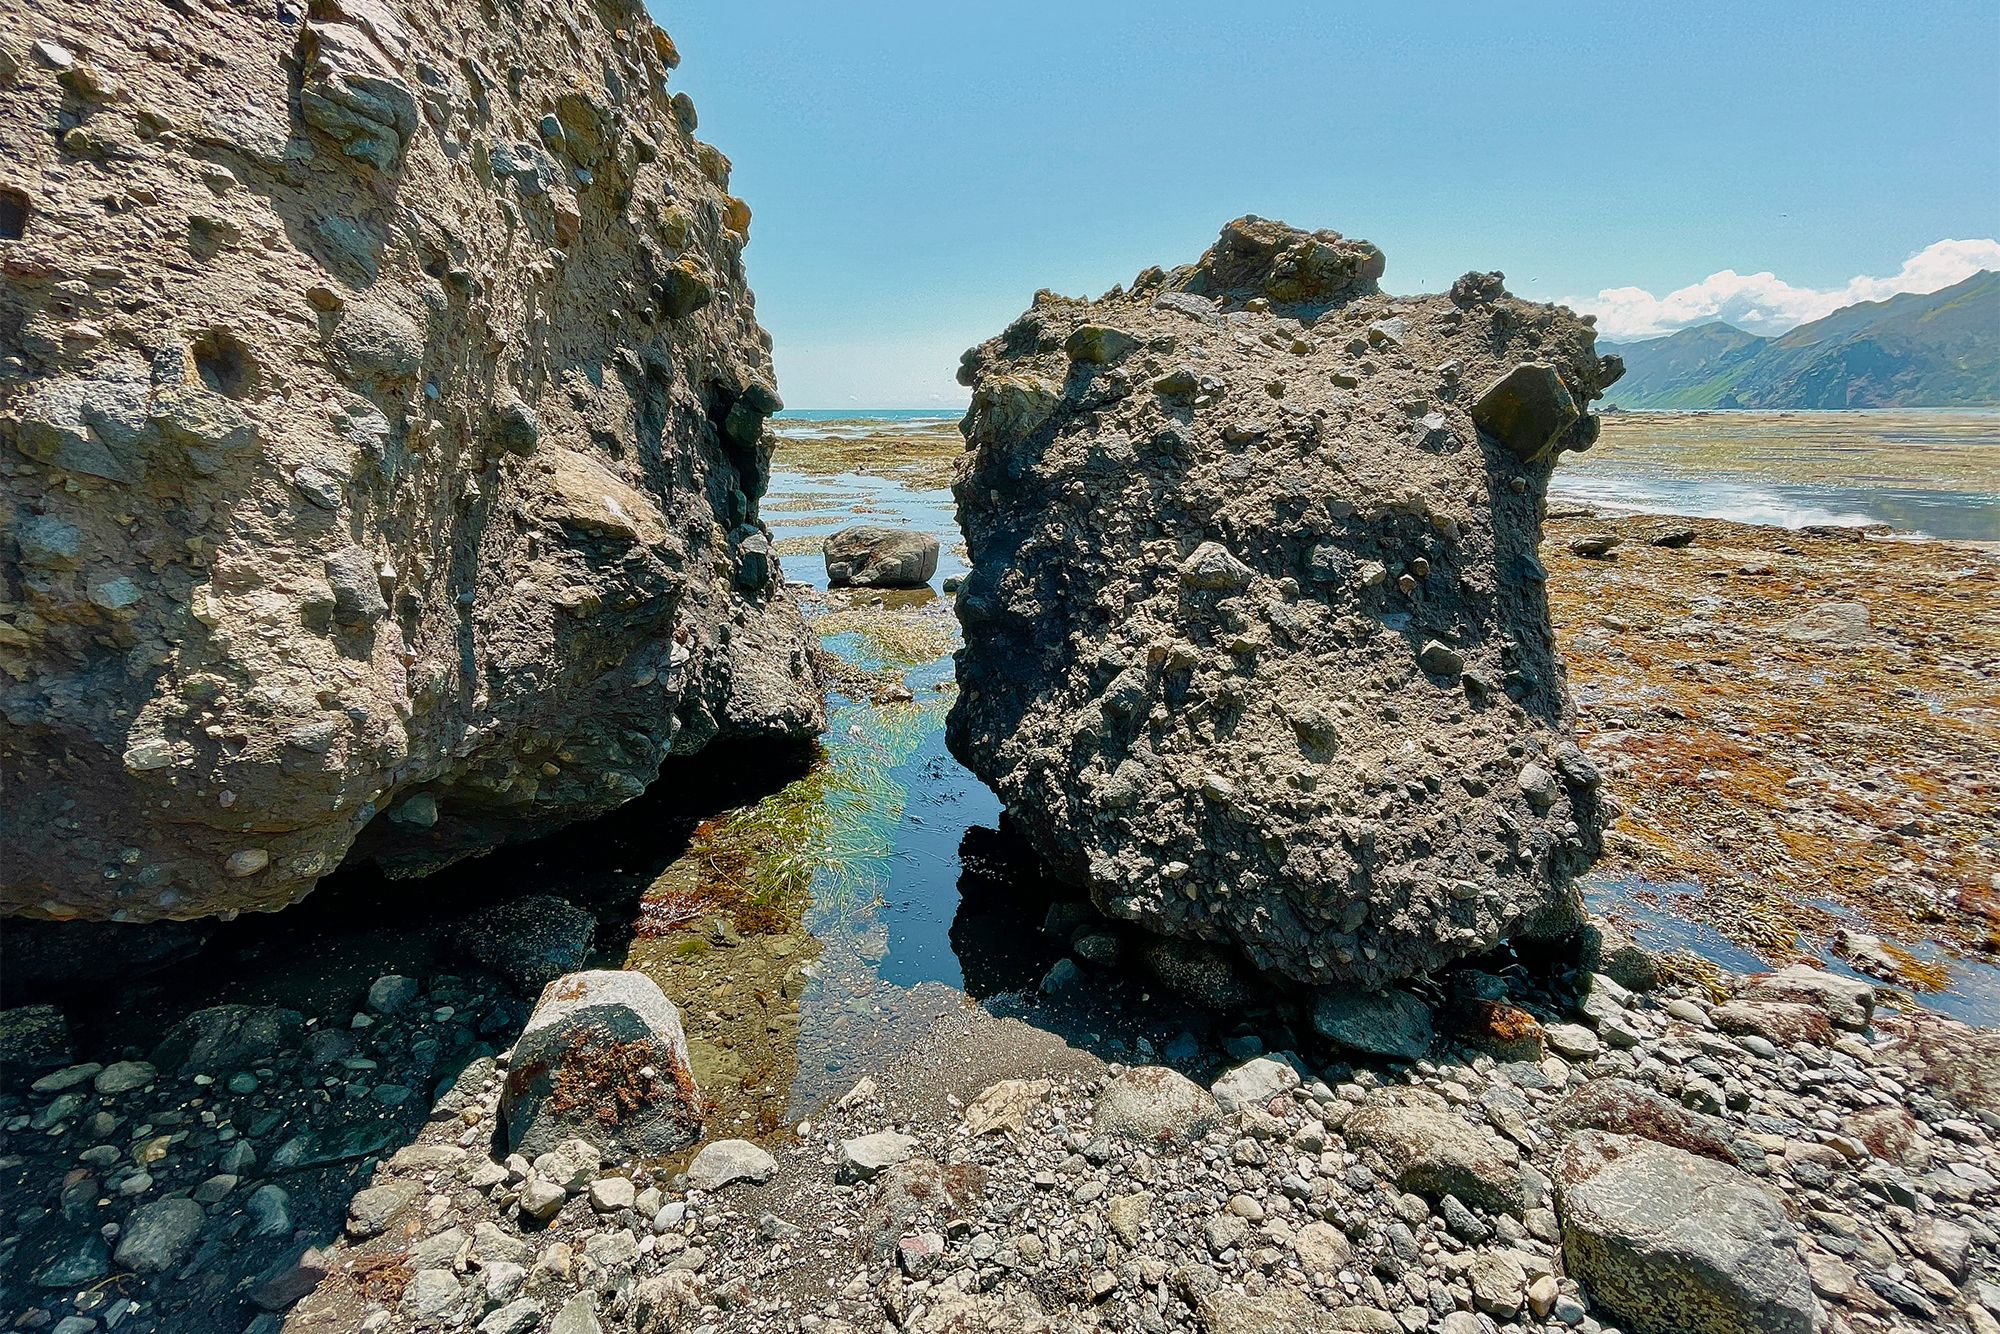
(949, 217, 1619, 988)
(0, 0, 823, 923)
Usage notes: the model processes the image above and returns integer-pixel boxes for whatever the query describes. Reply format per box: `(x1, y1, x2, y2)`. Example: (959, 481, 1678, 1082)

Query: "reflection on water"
(1557, 410, 2000, 540)
(616, 453, 1056, 1123)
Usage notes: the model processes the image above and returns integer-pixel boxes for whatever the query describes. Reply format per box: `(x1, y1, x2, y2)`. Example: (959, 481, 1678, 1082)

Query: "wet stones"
(151, 1005, 301, 1076)
(112, 1196, 204, 1273)
(458, 895, 595, 995)
(823, 525, 940, 589)
(498, 970, 702, 1160)
(1312, 987, 1435, 1061)
(948, 218, 1618, 990)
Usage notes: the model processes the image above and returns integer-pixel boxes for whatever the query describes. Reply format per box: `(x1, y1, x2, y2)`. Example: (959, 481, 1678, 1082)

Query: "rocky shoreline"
(8, 930, 2000, 1334)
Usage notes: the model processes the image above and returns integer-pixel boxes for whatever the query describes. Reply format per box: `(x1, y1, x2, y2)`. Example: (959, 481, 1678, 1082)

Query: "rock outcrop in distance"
(0, 0, 822, 923)
(948, 217, 1623, 989)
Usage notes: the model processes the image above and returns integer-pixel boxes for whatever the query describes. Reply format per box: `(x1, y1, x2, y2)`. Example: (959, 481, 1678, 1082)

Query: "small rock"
(112, 1197, 203, 1273)
(1546, 1023, 1601, 1059)
(823, 525, 939, 589)
(245, 1183, 291, 1237)
(458, 896, 595, 995)
(686, 1139, 777, 1190)
(549, 1295, 603, 1334)
(1312, 988, 1434, 1061)
(1471, 361, 1579, 461)
(401, 1269, 464, 1320)
(248, 1244, 331, 1310)
(1557, 1132, 1815, 1334)
(531, 1139, 601, 1192)
(347, 1179, 420, 1239)
(93, 1061, 156, 1094)
(366, 975, 421, 1015)
(586, 1176, 634, 1212)
(1210, 1056, 1300, 1113)
(500, 970, 701, 1160)
(837, 1131, 919, 1184)
(517, 1176, 566, 1222)
(896, 1231, 945, 1278)
(1568, 532, 1621, 558)
(1106, 1191, 1152, 1246)
(1094, 1066, 1220, 1145)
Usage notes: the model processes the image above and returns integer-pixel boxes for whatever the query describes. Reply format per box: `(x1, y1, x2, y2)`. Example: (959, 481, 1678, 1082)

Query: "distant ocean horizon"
(773, 408, 963, 420)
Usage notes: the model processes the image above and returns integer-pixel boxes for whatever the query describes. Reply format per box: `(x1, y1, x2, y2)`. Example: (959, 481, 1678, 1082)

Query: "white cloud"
(1571, 238, 2000, 342)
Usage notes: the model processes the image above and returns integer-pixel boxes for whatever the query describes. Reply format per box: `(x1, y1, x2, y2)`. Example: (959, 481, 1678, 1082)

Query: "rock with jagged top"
(948, 217, 1621, 988)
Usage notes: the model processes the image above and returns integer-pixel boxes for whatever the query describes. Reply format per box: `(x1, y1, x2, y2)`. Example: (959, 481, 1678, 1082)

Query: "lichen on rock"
(947, 216, 1623, 989)
(0, 0, 822, 922)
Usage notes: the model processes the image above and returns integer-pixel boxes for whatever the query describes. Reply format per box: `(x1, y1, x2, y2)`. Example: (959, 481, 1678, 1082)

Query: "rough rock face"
(948, 218, 1621, 988)
(0, 0, 822, 922)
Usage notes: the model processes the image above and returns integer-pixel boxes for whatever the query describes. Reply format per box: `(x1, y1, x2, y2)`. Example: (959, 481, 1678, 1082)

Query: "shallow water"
(1585, 872, 2000, 1026)
(1553, 409, 2000, 540)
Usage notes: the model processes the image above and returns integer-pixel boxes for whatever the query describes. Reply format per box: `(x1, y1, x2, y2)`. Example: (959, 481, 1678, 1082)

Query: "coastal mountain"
(1599, 270, 2000, 409)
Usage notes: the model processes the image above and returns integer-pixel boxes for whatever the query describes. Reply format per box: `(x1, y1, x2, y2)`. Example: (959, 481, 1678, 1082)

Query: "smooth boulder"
(1556, 1132, 1817, 1334)
(1094, 1066, 1220, 1145)
(1342, 1104, 1530, 1215)
(498, 970, 702, 1160)
(824, 525, 940, 589)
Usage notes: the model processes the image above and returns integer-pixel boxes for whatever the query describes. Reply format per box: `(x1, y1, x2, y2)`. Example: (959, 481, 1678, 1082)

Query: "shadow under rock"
(0, 734, 816, 1334)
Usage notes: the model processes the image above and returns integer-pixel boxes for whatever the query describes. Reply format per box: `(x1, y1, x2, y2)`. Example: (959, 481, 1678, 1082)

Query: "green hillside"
(1600, 270, 2000, 409)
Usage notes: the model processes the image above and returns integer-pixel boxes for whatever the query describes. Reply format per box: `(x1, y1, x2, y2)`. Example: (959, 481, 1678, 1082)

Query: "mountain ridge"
(1598, 271, 2000, 409)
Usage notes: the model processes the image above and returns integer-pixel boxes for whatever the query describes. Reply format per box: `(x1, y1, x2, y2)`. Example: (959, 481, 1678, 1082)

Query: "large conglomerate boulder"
(948, 218, 1622, 989)
(0, 0, 822, 923)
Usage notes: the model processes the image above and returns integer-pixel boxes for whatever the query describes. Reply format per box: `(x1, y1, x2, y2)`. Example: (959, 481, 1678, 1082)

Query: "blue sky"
(651, 1, 2000, 408)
